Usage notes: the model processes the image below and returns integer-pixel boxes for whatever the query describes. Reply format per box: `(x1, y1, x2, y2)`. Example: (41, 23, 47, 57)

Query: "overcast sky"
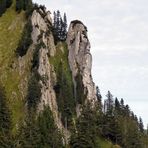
(34, 0, 148, 128)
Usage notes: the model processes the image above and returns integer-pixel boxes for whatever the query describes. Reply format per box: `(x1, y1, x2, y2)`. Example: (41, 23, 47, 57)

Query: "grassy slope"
(0, 2, 29, 133)
(49, 42, 72, 84)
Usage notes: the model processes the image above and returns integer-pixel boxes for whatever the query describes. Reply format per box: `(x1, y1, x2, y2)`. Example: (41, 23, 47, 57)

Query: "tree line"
(70, 89, 148, 148)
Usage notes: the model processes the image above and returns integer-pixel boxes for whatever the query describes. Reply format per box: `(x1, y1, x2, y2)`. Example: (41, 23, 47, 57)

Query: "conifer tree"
(26, 73, 41, 110)
(56, 10, 62, 40)
(139, 117, 144, 133)
(115, 97, 120, 109)
(96, 86, 102, 102)
(120, 98, 124, 108)
(61, 13, 67, 40)
(104, 91, 114, 113)
(53, 10, 67, 42)
(18, 116, 41, 148)
(16, 0, 23, 12)
(0, 85, 12, 147)
(70, 102, 98, 148)
(16, 0, 32, 13)
(37, 106, 63, 147)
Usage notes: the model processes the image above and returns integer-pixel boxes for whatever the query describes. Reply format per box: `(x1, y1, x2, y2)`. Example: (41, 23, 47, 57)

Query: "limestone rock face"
(67, 20, 97, 103)
(30, 9, 64, 132)
(31, 10, 56, 57)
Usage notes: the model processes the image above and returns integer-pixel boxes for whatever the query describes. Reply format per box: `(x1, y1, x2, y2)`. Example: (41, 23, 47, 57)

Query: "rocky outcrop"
(30, 9, 96, 142)
(31, 9, 56, 57)
(67, 20, 97, 103)
(30, 8, 70, 143)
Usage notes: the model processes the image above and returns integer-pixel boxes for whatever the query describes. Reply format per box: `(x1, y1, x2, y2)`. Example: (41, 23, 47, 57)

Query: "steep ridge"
(29, 8, 98, 141)
(30, 8, 70, 142)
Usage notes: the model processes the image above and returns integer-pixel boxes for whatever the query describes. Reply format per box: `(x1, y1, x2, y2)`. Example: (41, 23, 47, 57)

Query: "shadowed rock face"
(67, 20, 97, 103)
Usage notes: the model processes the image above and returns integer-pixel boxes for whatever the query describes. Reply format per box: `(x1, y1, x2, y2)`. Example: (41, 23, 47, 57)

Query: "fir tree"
(37, 106, 63, 147)
(96, 86, 102, 103)
(139, 117, 144, 133)
(16, 0, 23, 12)
(53, 10, 67, 42)
(61, 13, 67, 40)
(26, 73, 41, 110)
(18, 116, 41, 148)
(104, 91, 114, 114)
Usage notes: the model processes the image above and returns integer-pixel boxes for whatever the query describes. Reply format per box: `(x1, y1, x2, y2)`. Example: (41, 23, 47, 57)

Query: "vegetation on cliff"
(49, 42, 76, 129)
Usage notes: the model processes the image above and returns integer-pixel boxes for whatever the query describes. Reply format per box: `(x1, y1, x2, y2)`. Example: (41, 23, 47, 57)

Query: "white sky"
(34, 0, 148, 128)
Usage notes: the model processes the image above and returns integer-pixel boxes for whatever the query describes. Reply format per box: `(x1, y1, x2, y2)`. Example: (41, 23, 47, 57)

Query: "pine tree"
(56, 10, 62, 40)
(26, 73, 41, 110)
(104, 91, 114, 114)
(0, 85, 12, 147)
(120, 98, 124, 107)
(16, 0, 32, 13)
(115, 97, 120, 109)
(96, 86, 102, 103)
(139, 117, 144, 133)
(37, 106, 63, 147)
(16, 18, 33, 56)
(16, 0, 23, 12)
(61, 13, 67, 40)
(53, 11, 57, 29)
(70, 102, 98, 148)
(18, 116, 41, 148)
(53, 10, 68, 42)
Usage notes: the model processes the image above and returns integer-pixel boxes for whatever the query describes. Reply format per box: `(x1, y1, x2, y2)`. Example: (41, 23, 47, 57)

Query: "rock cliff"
(29, 8, 97, 140)
(67, 20, 97, 104)
(30, 8, 69, 142)
(30, 7, 97, 122)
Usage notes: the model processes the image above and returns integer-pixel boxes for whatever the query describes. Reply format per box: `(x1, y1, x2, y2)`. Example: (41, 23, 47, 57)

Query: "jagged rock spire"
(67, 20, 97, 103)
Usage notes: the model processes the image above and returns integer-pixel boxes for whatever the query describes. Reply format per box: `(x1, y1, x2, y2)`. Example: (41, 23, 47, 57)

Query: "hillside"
(0, 0, 148, 148)
(0, 1, 28, 133)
